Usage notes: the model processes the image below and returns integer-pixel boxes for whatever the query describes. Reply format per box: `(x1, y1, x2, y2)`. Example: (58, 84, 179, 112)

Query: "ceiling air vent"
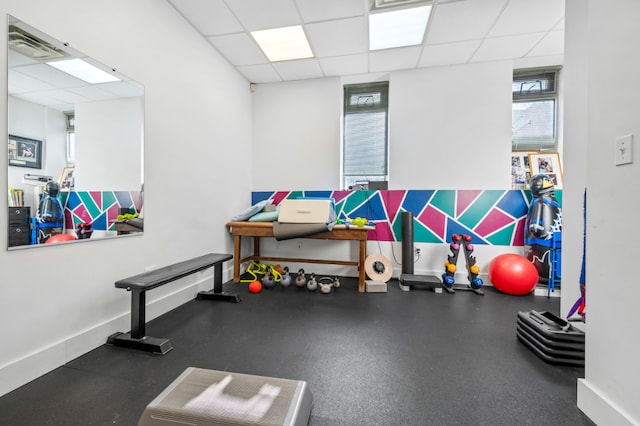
(8, 25, 67, 61)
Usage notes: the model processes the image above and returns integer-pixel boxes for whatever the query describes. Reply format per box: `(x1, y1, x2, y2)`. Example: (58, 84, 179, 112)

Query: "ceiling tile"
(8, 50, 38, 67)
(169, 0, 243, 36)
(207, 33, 268, 66)
(272, 58, 324, 81)
(69, 85, 122, 101)
(319, 54, 368, 77)
(14, 63, 86, 89)
(45, 88, 90, 104)
(296, 0, 365, 23)
(369, 46, 422, 73)
(489, 0, 565, 37)
(226, 0, 301, 31)
(426, 0, 508, 44)
(418, 39, 481, 67)
(8, 69, 55, 93)
(237, 64, 283, 83)
(306, 17, 368, 58)
(471, 33, 545, 62)
(527, 30, 564, 57)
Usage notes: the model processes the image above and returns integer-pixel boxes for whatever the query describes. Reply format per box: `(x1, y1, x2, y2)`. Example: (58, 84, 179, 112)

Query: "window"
(65, 112, 75, 165)
(512, 68, 559, 151)
(343, 82, 389, 189)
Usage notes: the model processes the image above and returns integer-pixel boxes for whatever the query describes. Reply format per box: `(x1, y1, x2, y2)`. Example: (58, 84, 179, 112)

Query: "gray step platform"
(138, 367, 312, 426)
(516, 311, 585, 367)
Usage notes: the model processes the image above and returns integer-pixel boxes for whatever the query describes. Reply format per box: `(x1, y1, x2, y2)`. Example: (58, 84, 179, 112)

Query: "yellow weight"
(470, 265, 480, 275)
(446, 263, 457, 273)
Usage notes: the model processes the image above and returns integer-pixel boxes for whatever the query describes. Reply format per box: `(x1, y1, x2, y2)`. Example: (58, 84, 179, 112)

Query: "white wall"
(561, 1, 588, 322)
(75, 97, 143, 190)
(575, 0, 640, 424)
(0, 0, 252, 397)
(252, 78, 343, 191)
(389, 62, 513, 189)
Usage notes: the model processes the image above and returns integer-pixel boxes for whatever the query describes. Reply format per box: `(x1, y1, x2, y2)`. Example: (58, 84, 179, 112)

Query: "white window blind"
(512, 69, 559, 151)
(343, 82, 389, 186)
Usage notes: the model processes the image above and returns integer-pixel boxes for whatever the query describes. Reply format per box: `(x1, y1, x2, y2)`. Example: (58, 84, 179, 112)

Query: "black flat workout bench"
(107, 253, 239, 355)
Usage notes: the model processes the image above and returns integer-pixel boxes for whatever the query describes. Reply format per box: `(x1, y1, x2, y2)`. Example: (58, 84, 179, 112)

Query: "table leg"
(359, 239, 366, 293)
(254, 236, 261, 257)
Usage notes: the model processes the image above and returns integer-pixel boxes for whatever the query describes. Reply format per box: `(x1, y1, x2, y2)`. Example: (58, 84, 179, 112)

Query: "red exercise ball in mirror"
(45, 234, 77, 244)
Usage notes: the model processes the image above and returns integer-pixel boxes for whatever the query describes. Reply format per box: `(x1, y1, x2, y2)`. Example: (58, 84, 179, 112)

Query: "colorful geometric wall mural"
(59, 190, 143, 231)
(252, 190, 562, 246)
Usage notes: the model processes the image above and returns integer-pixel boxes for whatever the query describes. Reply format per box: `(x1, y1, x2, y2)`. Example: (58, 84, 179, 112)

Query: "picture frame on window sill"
(59, 166, 75, 191)
(511, 150, 538, 190)
(528, 152, 563, 189)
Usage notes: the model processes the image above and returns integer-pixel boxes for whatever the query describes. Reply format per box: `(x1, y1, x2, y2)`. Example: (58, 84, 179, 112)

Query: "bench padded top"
(115, 253, 232, 291)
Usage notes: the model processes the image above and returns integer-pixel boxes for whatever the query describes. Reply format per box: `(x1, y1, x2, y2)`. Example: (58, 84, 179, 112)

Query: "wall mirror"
(7, 15, 144, 249)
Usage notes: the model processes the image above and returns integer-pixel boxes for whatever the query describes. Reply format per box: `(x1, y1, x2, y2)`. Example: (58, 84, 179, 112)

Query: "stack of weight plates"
(516, 310, 585, 367)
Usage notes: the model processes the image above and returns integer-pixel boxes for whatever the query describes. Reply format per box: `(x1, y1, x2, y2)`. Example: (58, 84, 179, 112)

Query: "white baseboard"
(577, 379, 638, 426)
(0, 269, 230, 398)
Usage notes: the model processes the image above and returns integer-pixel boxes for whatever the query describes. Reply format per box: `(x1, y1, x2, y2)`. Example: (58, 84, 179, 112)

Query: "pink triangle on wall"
(271, 191, 290, 206)
(475, 209, 515, 237)
(72, 205, 92, 223)
(331, 190, 351, 204)
(514, 217, 527, 245)
(385, 190, 406, 225)
(456, 190, 482, 217)
(369, 221, 394, 242)
(90, 191, 102, 209)
(418, 205, 446, 240)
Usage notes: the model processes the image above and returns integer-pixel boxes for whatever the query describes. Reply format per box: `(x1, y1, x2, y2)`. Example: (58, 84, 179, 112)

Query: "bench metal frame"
(107, 253, 238, 354)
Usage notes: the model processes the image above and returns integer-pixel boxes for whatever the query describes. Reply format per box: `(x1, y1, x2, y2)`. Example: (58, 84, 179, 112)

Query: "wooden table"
(226, 222, 374, 292)
(111, 220, 143, 235)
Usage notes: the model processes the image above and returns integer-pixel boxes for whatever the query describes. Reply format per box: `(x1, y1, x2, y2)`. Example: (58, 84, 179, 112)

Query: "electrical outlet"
(615, 134, 633, 166)
(414, 247, 421, 255)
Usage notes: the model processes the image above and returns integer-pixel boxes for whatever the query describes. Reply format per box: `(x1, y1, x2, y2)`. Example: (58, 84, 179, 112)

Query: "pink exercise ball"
(487, 253, 538, 295)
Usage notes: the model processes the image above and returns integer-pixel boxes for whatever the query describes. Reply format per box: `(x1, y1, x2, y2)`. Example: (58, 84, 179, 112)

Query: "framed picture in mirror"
(8, 135, 42, 169)
(59, 166, 75, 191)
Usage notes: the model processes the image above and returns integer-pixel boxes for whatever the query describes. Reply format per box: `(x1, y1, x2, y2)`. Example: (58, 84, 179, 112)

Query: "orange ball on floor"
(248, 280, 262, 293)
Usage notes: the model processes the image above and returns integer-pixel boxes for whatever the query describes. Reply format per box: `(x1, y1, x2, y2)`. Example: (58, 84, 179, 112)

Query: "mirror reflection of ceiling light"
(47, 58, 120, 84)
(369, 5, 432, 50)
(251, 25, 313, 62)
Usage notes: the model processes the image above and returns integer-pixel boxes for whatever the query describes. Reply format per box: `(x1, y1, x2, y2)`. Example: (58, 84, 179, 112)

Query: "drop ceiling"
(168, 0, 565, 83)
(7, 17, 144, 112)
(7, 0, 564, 111)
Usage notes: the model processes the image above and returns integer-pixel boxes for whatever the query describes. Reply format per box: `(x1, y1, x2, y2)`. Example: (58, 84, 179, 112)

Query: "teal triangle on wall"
(287, 191, 304, 199)
(391, 211, 403, 242)
(485, 223, 516, 246)
(458, 190, 504, 228)
(413, 218, 442, 243)
(430, 190, 455, 217)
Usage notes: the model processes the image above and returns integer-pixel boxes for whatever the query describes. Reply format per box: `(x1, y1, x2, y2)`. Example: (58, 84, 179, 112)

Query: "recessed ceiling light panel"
(47, 58, 120, 84)
(369, 5, 432, 50)
(251, 25, 313, 62)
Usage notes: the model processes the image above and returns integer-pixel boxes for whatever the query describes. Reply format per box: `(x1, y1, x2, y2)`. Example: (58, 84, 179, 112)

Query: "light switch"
(615, 134, 633, 166)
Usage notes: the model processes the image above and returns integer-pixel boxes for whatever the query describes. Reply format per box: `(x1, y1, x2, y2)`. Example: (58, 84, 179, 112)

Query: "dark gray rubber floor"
(0, 279, 593, 425)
